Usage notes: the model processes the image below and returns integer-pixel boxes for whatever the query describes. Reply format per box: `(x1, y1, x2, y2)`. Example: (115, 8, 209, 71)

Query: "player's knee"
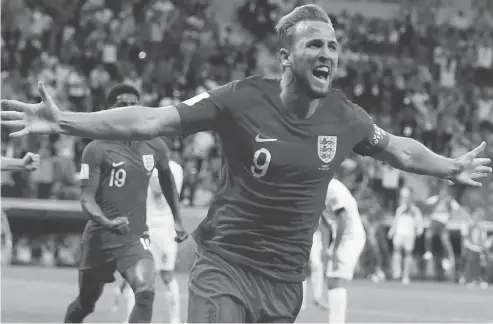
(159, 270, 174, 284)
(327, 277, 348, 290)
(134, 287, 155, 307)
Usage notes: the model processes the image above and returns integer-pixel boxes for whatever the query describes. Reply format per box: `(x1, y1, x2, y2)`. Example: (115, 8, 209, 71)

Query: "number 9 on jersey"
(251, 148, 272, 178)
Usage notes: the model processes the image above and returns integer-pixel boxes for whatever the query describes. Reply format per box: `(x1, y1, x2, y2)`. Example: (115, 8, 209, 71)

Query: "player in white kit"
(388, 187, 423, 284)
(323, 178, 366, 324)
(302, 223, 330, 310)
(120, 159, 186, 324)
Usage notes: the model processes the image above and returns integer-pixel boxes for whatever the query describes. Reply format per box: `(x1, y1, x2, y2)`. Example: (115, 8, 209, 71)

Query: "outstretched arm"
(353, 123, 491, 187)
(1, 83, 225, 141)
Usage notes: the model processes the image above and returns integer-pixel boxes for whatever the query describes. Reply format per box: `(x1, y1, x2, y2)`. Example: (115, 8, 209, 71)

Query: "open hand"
(1, 82, 61, 137)
(448, 142, 492, 187)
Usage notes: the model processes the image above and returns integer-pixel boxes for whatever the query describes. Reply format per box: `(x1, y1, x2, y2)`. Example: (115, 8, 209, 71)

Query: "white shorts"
(326, 231, 366, 280)
(310, 230, 323, 269)
(392, 235, 416, 252)
(148, 225, 177, 271)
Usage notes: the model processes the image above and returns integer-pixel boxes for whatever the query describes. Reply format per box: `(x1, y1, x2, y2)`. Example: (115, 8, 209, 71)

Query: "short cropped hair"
(275, 4, 332, 49)
(107, 84, 140, 106)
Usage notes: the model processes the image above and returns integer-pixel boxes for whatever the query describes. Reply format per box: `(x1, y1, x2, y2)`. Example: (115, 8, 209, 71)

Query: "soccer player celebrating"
(322, 178, 366, 323)
(388, 186, 423, 284)
(1, 5, 491, 323)
(119, 159, 185, 324)
(1, 153, 40, 171)
(61, 84, 186, 323)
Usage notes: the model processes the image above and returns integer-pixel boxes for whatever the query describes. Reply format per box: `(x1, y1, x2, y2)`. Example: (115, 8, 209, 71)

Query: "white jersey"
(146, 160, 184, 228)
(323, 179, 363, 235)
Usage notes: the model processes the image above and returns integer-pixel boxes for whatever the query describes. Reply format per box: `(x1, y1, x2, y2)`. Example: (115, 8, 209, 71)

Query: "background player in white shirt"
(388, 187, 423, 284)
(323, 178, 366, 324)
(120, 159, 186, 324)
(303, 223, 330, 310)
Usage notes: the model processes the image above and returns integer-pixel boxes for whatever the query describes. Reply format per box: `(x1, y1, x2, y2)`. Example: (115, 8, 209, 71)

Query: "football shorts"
(149, 225, 177, 271)
(326, 231, 366, 280)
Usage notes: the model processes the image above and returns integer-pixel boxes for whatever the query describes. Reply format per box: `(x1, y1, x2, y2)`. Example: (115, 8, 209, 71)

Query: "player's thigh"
(310, 232, 323, 269)
(188, 249, 252, 323)
(392, 236, 404, 251)
(117, 240, 156, 290)
(327, 234, 366, 280)
(78, 263, 115, 303)
(402, 236, 416, 254)
(149, 228, 177, 272)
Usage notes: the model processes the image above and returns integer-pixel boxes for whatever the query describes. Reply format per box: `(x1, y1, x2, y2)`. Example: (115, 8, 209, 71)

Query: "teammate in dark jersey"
(1, 5, 491, 323)
(62, 84, 186, 323)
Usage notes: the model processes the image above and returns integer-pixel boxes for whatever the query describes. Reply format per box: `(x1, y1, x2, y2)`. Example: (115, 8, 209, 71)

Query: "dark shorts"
(79, 239, 153, 283)
(430, 220, 448, 234)
(187, 248, 303, 323)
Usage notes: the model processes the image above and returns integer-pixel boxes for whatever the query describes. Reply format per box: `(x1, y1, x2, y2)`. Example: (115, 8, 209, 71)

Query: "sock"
(302, 280, 308, 308)
(64, 297, 91, 323)
(164, 277, 181, 324)
(128, 289, 155, 323)
(122, 284, 135, 323)
(392, 252, 402, 279)
(403, 254, 413, 280)
(328, 287, 347, 324)
(310, 263, 324, 300)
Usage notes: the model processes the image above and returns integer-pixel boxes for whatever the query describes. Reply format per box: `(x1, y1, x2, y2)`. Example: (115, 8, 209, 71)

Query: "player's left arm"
(353, 115, 491, 186)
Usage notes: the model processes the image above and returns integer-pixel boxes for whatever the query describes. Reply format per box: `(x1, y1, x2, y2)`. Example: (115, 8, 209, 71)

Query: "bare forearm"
(1, 157, 24, 171)
(81, 197, 112, 227)
(158, 172, 182, 225)
(385, 137, 459, 179)
(59, 105, 182, 140)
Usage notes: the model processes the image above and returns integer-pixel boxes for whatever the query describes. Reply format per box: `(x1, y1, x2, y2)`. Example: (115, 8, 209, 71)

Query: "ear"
(279, 48, 291, 68)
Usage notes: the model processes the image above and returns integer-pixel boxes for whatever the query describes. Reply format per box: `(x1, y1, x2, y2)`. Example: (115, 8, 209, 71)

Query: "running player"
(118, 159, 185, 324)
(388, 186, 423, 284)
(1, 5, 491, 323)
(423, 184, 468, 272)
(323, 178, 366, 323)
(62, 84, 186, 323)
(1, 153, 40, 171)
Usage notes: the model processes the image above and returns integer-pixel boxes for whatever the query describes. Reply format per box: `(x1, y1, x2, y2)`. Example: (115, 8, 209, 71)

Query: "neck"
(280, 72, 319, 119)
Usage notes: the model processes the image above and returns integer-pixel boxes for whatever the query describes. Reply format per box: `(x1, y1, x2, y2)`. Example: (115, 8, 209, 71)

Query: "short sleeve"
(176, 81, 239, 136)
(80, 143, 104, 188)
(349, 103, 390, 156)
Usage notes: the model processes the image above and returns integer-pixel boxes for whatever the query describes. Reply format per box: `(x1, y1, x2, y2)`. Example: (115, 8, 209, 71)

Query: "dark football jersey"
(177, 76, 389, 282)
(79, 138, 169, 267)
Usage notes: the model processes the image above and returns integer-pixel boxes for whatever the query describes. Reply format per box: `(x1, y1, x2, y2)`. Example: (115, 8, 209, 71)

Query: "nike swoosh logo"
(255, 134, 278, 142)
(112, 162, 125, 167)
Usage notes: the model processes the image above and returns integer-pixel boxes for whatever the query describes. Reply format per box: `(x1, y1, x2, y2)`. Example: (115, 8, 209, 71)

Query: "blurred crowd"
(1, 0, 493, 280)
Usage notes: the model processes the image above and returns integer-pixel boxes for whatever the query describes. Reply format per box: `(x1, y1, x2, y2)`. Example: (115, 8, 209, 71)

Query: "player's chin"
(308, 82, 331, 98)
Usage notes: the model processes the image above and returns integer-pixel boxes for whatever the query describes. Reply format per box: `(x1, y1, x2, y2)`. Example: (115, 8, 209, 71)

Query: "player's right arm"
(79, 143, 128, 233)
(1, 81, 237, 140)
